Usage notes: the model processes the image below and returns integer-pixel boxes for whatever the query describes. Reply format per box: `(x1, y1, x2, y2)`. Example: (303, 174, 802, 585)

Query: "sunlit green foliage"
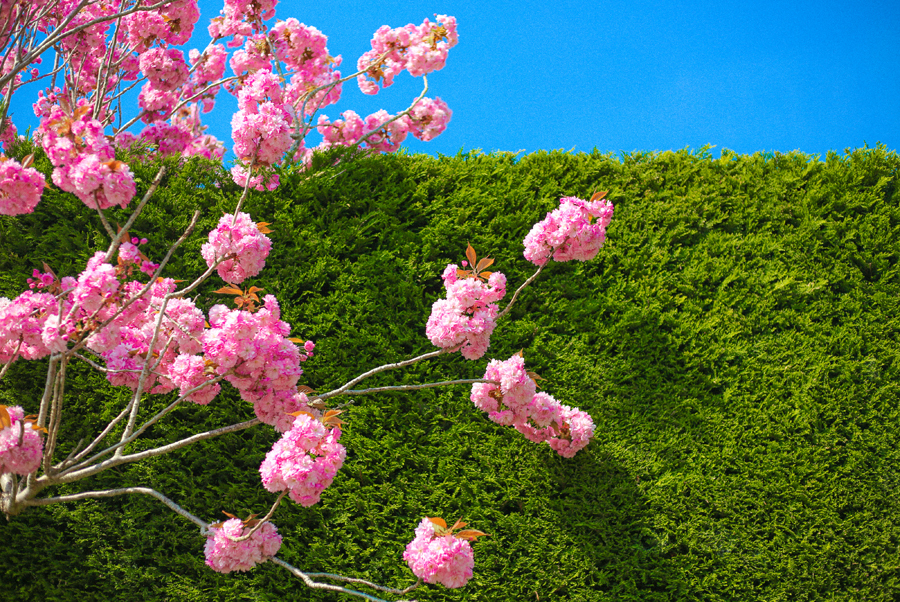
(0, 145, 898, 601)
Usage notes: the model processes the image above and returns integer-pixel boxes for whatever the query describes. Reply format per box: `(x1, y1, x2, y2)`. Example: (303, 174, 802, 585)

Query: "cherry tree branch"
(316, 349, 447, 402)
(332, 378, 495, 398)
(46, 419, 261, 485)
(224, 491, 287, 542)
(497, 264, 545, 320)
(270, 557, 421, 602)
(23, 486, 209, 528)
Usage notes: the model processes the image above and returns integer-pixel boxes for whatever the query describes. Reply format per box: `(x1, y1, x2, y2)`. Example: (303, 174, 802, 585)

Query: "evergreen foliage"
(1, 145, 898, 601)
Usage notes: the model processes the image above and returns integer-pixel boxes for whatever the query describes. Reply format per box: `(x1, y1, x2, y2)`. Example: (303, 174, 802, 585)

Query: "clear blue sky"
(9, 0, 899, 159)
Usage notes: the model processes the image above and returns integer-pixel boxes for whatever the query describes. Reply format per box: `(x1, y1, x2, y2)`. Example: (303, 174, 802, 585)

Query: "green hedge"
(0, 144, 898, 601)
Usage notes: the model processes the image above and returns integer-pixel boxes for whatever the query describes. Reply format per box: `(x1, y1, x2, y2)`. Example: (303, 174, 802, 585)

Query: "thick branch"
(24, 486, 208, 528)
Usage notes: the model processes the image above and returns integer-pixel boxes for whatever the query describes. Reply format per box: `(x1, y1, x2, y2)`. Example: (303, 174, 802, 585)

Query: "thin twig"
(104, 166, 166, 262)
(333, 378, 496, 398)
(496, 264, 545, 320)
(316, 349, 447, 402)
(270, 557, 421, 602)
(224, 491, 287, 542)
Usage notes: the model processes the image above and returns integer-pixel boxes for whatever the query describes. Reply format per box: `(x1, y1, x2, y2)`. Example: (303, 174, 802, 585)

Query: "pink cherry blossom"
(426, 264, 506, 360)
(403, 518, 474, 588)
(523, 196, 615, 266)
(204, 517, 282, 573)
(201, 211, 272, 284)
(259, 413, 346, 506)
(0, 406, 44, 476)
(470, 354, 536, 427)
(0, 157, 45, 215)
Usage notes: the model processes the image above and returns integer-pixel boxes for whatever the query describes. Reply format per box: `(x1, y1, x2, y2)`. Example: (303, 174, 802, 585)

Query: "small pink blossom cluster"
(470, 355, 595, 457)
(403, 518, 474, 588)
(202, 295, 310, 419)
(357, 15, 458, 95)
(252, 389, 320, 433)
(272, 20, 343, 116)
(0, 406, 44, 476)
(230, 70, 293, 188)
(123, 0, 200, 51)
(0, 118, 17, 151)
(204, 518, 282, 573)
(0, 290, 58, 362)
(259, 413, 346, 506)
(201, 211, 272, 284)
(317, 96, 450, 153)
(208, 0, 276, 46)
(37, 103, 136, 210)
(523, 195, 615, 266)
(0, 156, 45, 215)
(426, 265, 506, 360)
(184, 45, 228, 112)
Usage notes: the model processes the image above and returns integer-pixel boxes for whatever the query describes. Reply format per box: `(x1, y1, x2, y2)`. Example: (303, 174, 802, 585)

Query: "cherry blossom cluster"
(426, 264, 506, 360)
(523, 195, 615, 266)
(204, 517, 282, 573)
(470, 355, 595, 457)
(403, 518, 474, 588)
(0, 405, 44, 476)
(202, 295, 310, 417)
(357, 15, 458, 95)
(7, 4, 458, 207)
(36, 103, 136, 211)
(272, 20, 343, 117)
(201, 211, 272, 284)
(259, 413, 346, 506)
(231, 70, 293, 172)
(0, 156, 45, 216)
(316, 96, 451, 154)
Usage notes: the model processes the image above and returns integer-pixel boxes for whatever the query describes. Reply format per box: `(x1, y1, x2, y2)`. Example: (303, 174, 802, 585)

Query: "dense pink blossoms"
(357, 15, 458, 95)
(471, 355, 595, 457)
(0, 157, 45, 215)
(201, 212, 272, 284)
(426, 265, 506, 360)
(38, 103, 136, 210)
(0, 406, 44, 475)
(204, 518, 282, 573)
(523, 195, 615, 266)
(403, 518, 474, 588)
(259, 413, 346, 506)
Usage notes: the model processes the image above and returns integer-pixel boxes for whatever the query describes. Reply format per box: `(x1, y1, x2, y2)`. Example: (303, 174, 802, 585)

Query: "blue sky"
(8, 0, 899, 159)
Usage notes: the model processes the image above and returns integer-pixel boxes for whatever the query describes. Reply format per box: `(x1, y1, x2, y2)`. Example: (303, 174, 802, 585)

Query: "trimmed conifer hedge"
(1, 145, 898, 601)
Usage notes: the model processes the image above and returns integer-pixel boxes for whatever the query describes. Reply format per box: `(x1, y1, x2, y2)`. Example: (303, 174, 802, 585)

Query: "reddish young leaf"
(465, 243, 477, 268)
(590, 190, 608, 203)
(297, 385, 316, 394)
(213, 286, 244, 296)
(222, 511, 239, 519)
(21, 153, 35, 169)
(256, 222, 273, 234)
(475, 257, 494, 273)
(0, 405, 11, 430)
(248, 286, 264, 294)
(455, 529, 489, 541)
(288, 337, 305, 344)
(450, 518, 467, 531)
(427, 517, 448, 529)
(288, 410, 317, 419)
